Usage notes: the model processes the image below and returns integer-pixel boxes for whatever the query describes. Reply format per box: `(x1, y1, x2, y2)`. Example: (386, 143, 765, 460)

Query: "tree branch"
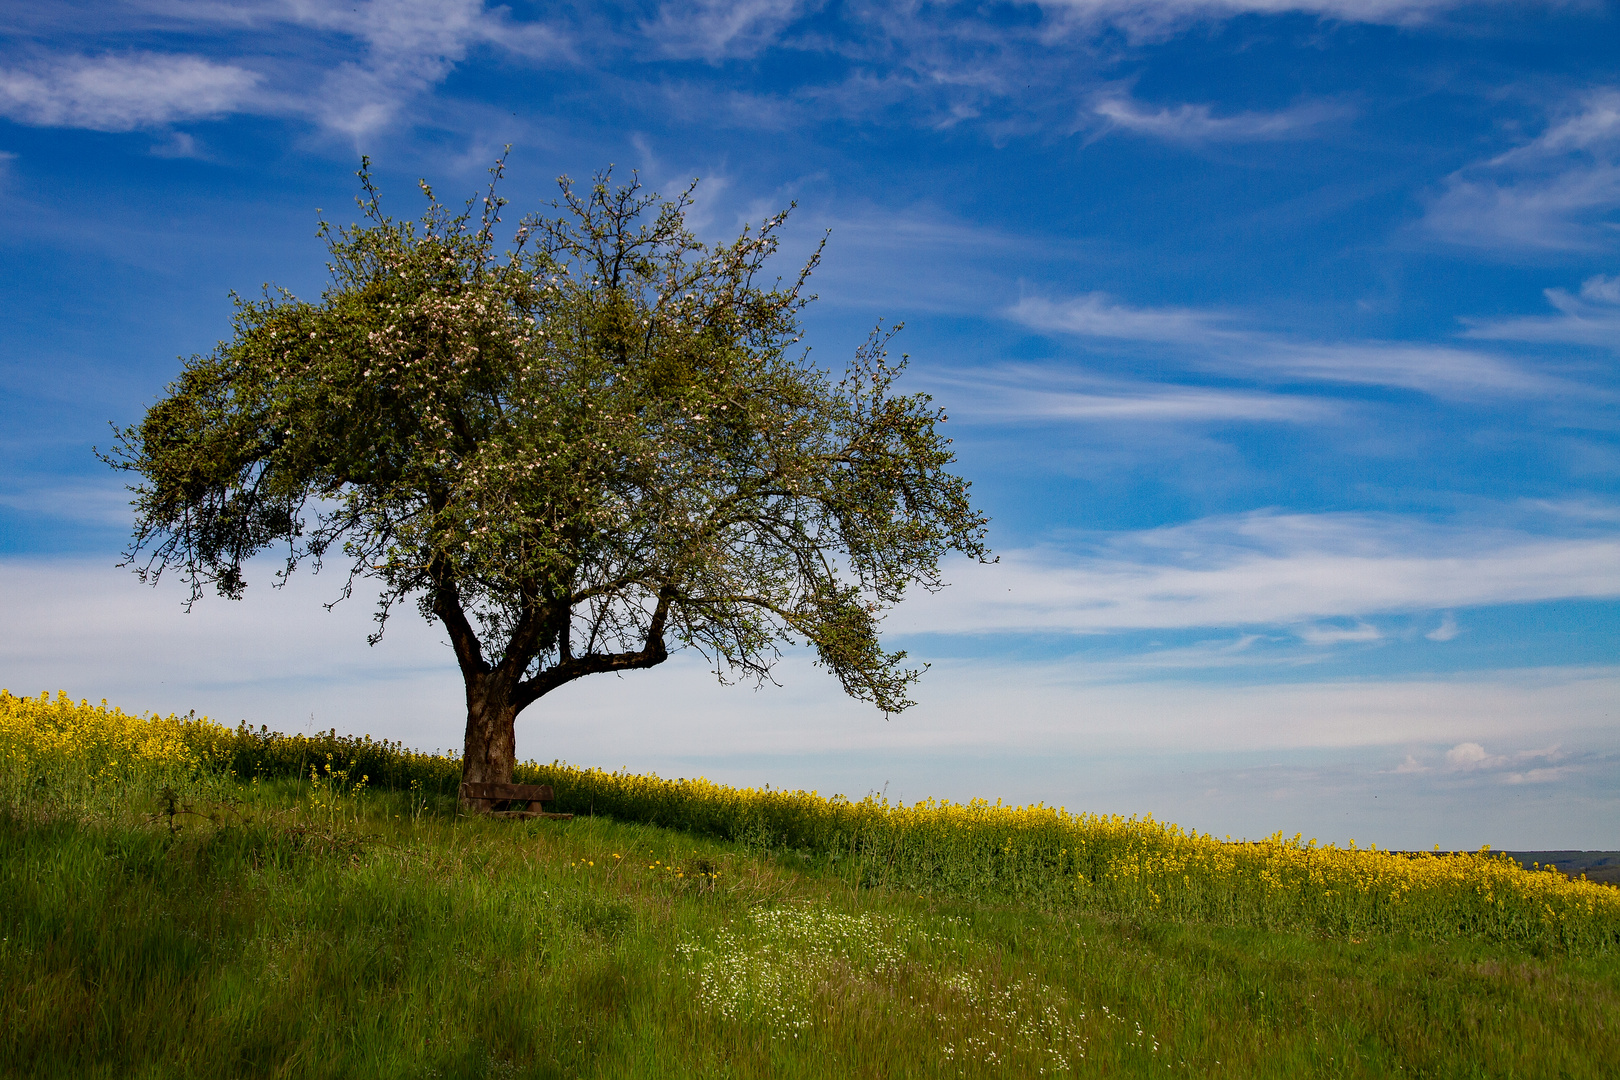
(430, 556, 489, 678)
(514, 586, 672, 708)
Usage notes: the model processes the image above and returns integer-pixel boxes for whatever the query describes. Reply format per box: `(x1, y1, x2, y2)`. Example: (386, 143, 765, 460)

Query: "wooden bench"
(459, 781, 573, 819)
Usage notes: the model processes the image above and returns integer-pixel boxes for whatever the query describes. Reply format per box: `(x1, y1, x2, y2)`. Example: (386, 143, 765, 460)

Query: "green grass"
(2, 781, 1616, 1079)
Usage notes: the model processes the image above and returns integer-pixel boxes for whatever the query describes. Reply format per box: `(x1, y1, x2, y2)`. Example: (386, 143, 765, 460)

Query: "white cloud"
(286, 0, 563, 138)
(1443, 741, 1568, 783)
(0, 52, 261, 131)
(0, 2, 569, 138)
(1009, 293, 1235, 344)
(642, 0, 812, 60)
(1424, 88, 1620, 252)
(0, 0, 1546, 145)
(1049, 0, 1493, 16)
(1254, 342, 1567, 397)
(1426, 611, 1460, 641)
(1522, 498, 1620, 526)
(1501, 766, 1570, 785)
(1090, 94, 1351, 142)
(1445, 741, 1501, 770)
(1296, 621, 1381, 645)
(1426, 168, 1620, 253)
(1463, 272, 1620, 349)
(0, 480, 134, 529)
(1042, 0, 1517, 41)
(1007, 293, 1568, 400)
(1086, 633, 1272, 671)
(628, 0, 1537, 133)
(891, 511, 1620, 634)
(630, 0, 1507, 71)
(150, 130, 204, 158)
(0, 0, 1536, 147)
(1578, 273, 1620, 304)
(797, 203, 1053, 314)
(927, 365, 1331, 424)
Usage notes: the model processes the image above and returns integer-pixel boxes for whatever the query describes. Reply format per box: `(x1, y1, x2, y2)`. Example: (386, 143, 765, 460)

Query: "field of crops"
(6, 689, 1615, 957)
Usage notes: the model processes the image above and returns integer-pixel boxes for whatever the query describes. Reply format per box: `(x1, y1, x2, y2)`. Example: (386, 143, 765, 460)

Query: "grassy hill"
(3, 691, 1618, 1078)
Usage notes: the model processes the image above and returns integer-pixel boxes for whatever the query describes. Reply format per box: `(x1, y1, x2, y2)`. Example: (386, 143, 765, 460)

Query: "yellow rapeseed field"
(0, 690, 235, 815)
(5, 689, 1616, 953)
(537, 762, 1620, 952)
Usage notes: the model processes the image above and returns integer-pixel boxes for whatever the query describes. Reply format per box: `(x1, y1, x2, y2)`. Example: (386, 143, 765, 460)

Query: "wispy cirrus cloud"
(925, 365, 1330, 425)
(0, 0, 569, 138)
(742, 0, 1443, 134)
(1463, 272, 1620, 349)
(1040, 0, 1523, 42)
(1426, 612, 1460, 641)
(641, 0, 815, 60)
(1424, 88, 1620, 253)
(1045, 0, 1505, 19)
(287, 0, 568, 137)
(0, 0, 1548, 145)
(892, 510, 1620, 635)
(1009, 293, 1236, 344)
(1089, 93, 1352, 142)
(0, 52, 261, 131)
(1007, 293, 1570, 400)
(1296, 620, 1381, 645)
(0, 479, 132, 530)
(1254, 342, 1565, 397)
(630, 0, 1509, 67)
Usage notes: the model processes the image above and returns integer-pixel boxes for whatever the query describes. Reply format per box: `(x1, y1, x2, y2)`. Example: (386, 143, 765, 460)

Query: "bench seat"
(459, 781, 573, 819)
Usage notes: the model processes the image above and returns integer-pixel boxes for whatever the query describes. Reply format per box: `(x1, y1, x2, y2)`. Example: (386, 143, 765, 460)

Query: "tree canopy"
(105, 159, 990, 788)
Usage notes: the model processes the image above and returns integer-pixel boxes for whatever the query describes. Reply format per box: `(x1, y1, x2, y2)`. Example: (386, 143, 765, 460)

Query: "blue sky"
(2, 0, 1617, 848)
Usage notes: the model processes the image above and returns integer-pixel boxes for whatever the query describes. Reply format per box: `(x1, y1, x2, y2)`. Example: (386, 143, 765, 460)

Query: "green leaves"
(109, 160, 989, 719)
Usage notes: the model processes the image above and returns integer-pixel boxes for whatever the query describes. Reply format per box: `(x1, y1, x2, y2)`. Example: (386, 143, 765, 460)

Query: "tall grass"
(5, 689, 1617, 956)
(11, 789, 1616, 1079)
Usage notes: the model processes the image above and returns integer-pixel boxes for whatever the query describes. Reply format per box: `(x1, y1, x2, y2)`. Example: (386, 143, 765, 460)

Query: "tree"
(104, 160, 990, 800)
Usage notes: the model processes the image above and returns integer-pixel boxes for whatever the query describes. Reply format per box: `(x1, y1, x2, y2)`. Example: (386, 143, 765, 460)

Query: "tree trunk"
(460, 678, 518, 813)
